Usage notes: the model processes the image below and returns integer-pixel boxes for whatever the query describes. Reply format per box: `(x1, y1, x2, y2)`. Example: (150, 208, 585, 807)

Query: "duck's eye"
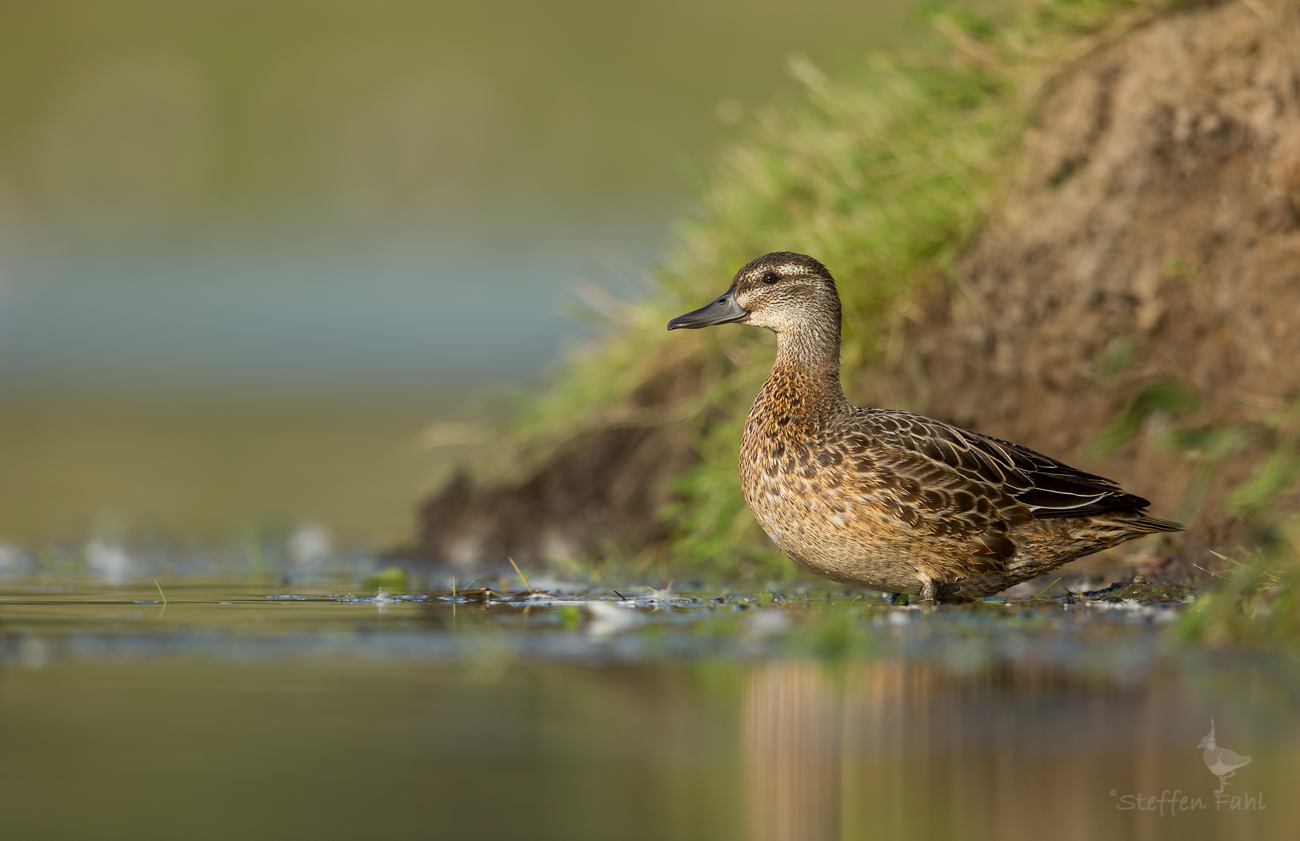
(761, 271, 778, 284)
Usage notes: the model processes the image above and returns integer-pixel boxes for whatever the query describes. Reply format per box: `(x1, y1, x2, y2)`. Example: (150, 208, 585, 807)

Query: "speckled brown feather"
(670, 252, 1182, 601)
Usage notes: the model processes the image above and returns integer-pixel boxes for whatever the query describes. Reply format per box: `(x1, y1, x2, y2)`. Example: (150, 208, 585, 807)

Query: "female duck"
(668, 252, 1181, 602)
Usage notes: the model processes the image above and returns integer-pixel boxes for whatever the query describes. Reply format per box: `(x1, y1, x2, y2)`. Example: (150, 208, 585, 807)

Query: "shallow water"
(1, 581, 1295, 841)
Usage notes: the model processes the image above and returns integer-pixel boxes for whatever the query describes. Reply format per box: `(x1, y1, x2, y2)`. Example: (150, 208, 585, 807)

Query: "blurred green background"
(0, 0, 927, 547)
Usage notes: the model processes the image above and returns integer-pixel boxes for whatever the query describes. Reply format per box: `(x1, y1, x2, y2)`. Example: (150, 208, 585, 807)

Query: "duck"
(1198, 720, 1251, 793)
(667, 252, 1182, 602)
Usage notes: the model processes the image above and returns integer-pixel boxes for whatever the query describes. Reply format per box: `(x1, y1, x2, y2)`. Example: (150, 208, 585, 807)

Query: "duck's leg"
(917, 577, 938, 604)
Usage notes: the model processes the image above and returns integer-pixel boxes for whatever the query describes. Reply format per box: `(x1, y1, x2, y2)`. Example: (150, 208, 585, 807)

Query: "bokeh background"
(0, 0, 929, 548)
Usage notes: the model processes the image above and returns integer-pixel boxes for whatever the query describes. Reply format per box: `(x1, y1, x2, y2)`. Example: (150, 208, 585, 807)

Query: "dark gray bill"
(667, 290, 749, 330)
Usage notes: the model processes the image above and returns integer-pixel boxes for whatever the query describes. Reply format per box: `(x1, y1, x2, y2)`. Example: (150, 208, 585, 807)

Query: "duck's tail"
(1131, 513, 1185, 534)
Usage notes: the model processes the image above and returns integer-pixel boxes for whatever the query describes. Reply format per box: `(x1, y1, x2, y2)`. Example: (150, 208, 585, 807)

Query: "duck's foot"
(917, 580, 938, 604)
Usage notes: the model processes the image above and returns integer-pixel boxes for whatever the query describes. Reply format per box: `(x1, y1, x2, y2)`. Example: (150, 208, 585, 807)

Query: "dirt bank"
(891, 0, 1300, 567)
(409, 1, 1300, 572)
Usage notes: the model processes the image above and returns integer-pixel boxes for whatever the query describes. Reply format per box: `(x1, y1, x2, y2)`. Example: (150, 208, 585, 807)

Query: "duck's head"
(667, 252, 840, 335)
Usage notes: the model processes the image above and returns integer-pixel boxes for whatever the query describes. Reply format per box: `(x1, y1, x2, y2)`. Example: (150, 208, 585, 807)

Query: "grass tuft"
(508, 1, 1200, 579)
(508, 556, 533, 593)
(460, 2, 1247, 588)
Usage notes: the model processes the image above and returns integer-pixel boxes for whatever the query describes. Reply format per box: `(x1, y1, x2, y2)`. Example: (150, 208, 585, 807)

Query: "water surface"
(1, 581, 1294, 840)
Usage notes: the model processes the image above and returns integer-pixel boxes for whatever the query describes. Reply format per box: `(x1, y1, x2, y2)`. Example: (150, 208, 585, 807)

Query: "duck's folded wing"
(831, 413, 1029, 571)
(853, 409, 1159, 521)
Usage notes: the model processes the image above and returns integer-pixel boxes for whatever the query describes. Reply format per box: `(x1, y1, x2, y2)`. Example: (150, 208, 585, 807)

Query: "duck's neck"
(765, 321, 850, 417)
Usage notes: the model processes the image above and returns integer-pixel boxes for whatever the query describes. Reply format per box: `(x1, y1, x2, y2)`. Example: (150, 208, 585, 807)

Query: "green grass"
(1174, 396, 1300, 647)
(363, 566, 410, 593)
(1178, 539, 1300, 649)
(502, 0, 1198, 582)
(462, 0, 1300, 645)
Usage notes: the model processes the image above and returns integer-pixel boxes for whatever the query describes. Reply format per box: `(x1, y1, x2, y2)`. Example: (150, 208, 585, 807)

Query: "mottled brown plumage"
(668, 252, 1182, 602)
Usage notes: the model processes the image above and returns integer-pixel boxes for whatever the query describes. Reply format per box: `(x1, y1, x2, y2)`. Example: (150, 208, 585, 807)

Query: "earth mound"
(410, 1, 1300, 575)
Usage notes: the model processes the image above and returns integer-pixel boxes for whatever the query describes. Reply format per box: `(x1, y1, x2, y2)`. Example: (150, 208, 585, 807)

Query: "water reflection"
(744, 662, 841, 841)
(741, 658, 1296, 841)
(0, 590, 1297, 840)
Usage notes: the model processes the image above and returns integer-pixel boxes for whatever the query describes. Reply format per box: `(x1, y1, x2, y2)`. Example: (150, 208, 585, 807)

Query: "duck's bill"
(667, 291, 749, 330)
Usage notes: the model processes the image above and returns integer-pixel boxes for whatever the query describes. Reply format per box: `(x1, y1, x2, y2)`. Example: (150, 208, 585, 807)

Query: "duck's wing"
(849, 409, 1168, 522)
(829, 411, 1030, 571)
